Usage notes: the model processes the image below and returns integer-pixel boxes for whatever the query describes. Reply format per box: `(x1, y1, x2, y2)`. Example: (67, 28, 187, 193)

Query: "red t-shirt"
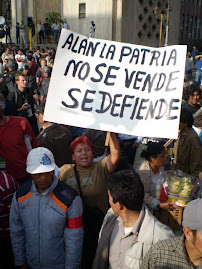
(29, 60, 38, 76)
(0, 116, 38, 180)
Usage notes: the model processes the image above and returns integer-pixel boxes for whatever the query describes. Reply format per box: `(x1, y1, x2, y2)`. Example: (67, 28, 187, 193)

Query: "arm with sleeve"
(138, 170, 160, 209)
(9, 193, 26, 267)
(64, 195, 83, 269)
(21, 118, 39, 148)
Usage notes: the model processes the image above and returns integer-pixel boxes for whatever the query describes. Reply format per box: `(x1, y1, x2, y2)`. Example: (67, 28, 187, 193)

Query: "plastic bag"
(165, 170, 200, 207)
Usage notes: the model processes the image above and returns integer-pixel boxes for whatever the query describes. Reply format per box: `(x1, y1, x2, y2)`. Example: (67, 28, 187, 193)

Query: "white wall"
(63, 0, 113, 40)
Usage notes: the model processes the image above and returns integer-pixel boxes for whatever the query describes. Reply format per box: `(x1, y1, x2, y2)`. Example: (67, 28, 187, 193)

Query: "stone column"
(11, 0, 17, 42)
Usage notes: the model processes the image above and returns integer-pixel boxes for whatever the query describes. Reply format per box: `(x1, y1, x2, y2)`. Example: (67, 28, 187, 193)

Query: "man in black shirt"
(8, 72, 39, 136)
(182, 83, 201, 115)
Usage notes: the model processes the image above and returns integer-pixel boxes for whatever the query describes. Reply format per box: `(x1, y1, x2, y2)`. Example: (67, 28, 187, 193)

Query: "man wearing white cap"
(10, 147, 83, 269)
(141, 199, 202, 269)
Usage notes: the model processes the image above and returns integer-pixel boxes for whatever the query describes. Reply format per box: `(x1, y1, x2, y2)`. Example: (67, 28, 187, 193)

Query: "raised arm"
(195, 54, 202, 60)
(105, 132, 120, 174)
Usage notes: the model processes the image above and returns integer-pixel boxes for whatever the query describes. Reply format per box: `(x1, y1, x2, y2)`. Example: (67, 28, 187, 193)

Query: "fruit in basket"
(181, 177, 191, 183)
(178, 189, 189, 197)
(167, 195, 177, 203)
(176, 197, 189, 206)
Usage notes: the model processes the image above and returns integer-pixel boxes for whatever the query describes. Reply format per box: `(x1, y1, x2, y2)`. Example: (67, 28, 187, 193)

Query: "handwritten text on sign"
(44, 29, 187, 139)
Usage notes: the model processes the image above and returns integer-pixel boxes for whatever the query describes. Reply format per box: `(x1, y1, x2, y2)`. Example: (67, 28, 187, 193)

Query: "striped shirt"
(0, 171, 18, 238)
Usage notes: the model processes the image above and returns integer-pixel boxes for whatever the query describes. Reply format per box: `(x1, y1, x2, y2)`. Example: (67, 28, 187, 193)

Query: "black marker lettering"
(78, 62, 90, 81)
(90, 63, 106, 83)
(86, 41, 100, 56)
(133, 71, 146, 90)
(119, 46, 132, 62)
(61, 88, 81, 108)
(155, 99, 168, 119)
(64, 60, 83, 77)
(104, 66, 120, 86)
(166, 98, 180, 120)
(110, 94, 122, 117)
(81, 90, 96, 111)
(95, 91, 112, 113)
(120, 95, 134, 118)
(106, 45, 116, 60)
(61, 33, 74, 49)
(136, 98, 149, 119)
(78, 39, 88, 55)
(165, 70, 180, 91)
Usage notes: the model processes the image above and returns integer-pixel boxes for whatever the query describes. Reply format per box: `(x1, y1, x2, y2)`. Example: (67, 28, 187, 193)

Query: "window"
(79, 3, 86, 18)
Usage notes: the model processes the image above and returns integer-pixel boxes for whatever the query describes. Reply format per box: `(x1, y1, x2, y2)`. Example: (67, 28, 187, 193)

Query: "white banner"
(44, 29, 187, 139)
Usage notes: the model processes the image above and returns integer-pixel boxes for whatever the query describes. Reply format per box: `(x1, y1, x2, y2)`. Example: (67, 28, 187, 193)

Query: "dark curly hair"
(141, 141, 165, 162)
(183, 82, 201, 102)
(107, 170, 144, 211)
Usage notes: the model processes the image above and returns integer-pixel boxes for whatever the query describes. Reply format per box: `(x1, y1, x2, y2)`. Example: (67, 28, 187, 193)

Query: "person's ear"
(117, 202, 124, 211)
(183, 227, 194, 241)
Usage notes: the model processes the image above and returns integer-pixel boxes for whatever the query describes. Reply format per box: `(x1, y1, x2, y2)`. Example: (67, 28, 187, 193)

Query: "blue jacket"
(10, 177, 83, 269)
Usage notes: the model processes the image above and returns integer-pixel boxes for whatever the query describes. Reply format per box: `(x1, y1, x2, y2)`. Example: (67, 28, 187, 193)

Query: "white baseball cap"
(26, 147, 55, 174)
(182, 199, 202, 233)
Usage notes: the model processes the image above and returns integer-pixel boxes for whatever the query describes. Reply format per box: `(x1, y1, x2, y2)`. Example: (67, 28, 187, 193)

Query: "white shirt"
(62, 23, 70, 30)
(37, 24, 42, 33)
(52, 23, 60, 31)
(15, 54, 27, 69)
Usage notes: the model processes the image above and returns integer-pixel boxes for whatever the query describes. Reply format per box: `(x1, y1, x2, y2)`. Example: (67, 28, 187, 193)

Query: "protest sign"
(44, 29, 187, 139)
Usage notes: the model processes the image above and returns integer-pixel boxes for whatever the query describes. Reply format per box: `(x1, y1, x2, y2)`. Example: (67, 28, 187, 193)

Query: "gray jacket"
(92, 206, 174, 269)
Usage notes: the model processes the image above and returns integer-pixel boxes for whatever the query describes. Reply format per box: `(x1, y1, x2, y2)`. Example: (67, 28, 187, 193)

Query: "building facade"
(1, 0, 202, 49)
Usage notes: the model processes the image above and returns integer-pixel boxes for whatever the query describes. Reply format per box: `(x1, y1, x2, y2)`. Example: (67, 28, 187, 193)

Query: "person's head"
(7, 61, 16, 72)
(180, 108, 194, 131)
(27, 55, 32, 62)
(91, 21, 94, 25)
(26, 147, 55, 193)
(45, 18, 48, 23)
(183, 83, 201, 106)
(64, 19, 66, 23)
(16, 22, 19, 26)
(39, 58, 47, 68)
(0, 93, 5, 120)
(15, 72, 27, 91)
(186, 52, 191, 59)
(70, 136, 94, 169)
(36, 49, 41, 55)
(21, 64, 29, 75)
(28, 50, 33, 56)
(17, 49, 23, 55)
(5, 47, 10, 54)
(182, 199, 202, 258)
(141, 141, 166, 167)
(107, 170, 144, 214)
(193, 45, 196, 50)
(55, 20, 58, 24)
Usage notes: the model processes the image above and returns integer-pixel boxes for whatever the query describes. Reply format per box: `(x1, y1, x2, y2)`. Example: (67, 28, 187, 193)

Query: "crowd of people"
(2, 18, 96, 47)
(0, 40, 201, 269)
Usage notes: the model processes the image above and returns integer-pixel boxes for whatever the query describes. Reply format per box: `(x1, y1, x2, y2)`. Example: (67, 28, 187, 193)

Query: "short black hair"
(141, 141, 165, 161)
(107, 170, 144, 211)
(183, 82, 201, 102)
(180, 108, 194, 128)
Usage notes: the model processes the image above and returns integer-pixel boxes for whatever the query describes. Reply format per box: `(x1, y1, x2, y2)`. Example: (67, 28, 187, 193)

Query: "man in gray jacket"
(92, 170, 174, 269)
(10, 147, 83, 269)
